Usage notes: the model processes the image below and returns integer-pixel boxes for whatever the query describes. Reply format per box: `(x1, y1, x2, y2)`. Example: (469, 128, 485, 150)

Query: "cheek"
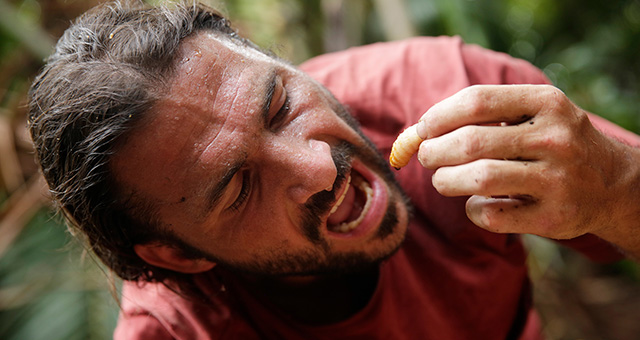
(336, 108, 361, 133)
(211, 201, 295, 248)
(242, 200, 312, 246)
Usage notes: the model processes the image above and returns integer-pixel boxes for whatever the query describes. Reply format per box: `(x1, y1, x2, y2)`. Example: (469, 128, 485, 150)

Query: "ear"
(134, 243, 216, 274)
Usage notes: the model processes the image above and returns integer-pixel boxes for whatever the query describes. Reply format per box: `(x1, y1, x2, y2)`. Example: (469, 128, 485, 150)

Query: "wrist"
(593, 139, 640, 260)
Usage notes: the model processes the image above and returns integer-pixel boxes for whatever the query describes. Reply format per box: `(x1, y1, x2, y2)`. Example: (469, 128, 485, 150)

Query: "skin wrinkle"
(188, 60, 243, 212)
(174, 51, 227, 168)
(110, 31, 411, 278)
(227, 66, 254, 123)
(199, 69, 277, 215)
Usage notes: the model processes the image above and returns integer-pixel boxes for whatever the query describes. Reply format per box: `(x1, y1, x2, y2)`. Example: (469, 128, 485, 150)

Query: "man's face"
(111, 32, 410, 277)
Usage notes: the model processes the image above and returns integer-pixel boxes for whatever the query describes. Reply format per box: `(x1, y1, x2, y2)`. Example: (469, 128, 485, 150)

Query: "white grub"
(389, 124, 423, 169)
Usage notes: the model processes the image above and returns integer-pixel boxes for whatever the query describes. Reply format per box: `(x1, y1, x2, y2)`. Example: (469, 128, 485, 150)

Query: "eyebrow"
(204, 68, 278, 212)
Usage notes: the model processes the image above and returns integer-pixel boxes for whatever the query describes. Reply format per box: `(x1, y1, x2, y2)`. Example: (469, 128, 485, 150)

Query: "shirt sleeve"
(114, 313, 175, 340)
(461, 42, 551, 86)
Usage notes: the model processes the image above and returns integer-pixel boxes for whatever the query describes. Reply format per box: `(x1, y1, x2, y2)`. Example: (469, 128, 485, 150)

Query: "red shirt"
(114, 37, 634, 340)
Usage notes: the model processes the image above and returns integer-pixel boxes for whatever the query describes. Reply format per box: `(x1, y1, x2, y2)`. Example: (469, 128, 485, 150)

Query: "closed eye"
(269, 95, 290, 131)
(228, 170, 250, 211)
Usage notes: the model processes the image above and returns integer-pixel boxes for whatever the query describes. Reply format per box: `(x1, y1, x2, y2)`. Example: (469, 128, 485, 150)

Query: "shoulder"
(299, 37, 549, 136)
(299, 36, 471, 107)
(299, 37, 474, 148)
(300, 36, 465, 71)
(114, 280, 180, 339)
(300, 36, 548, 97)
(459, 42, 549, 85)
(114, 277, 258, 340)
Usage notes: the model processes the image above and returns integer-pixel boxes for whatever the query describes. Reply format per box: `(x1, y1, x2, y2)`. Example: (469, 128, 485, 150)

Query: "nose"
(261, 137, 337, 204)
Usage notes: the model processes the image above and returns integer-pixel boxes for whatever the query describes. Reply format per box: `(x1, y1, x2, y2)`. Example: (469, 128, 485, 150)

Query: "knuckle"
(551, 126, 573, 146)
(542, 86, 574, 117)
(460, 86, 487, 118)
(542, 84, 564, 96)
(531, 125, 576, 156)
(574, 109, 592, 130)
(473, 161, 498, 191)
(460, 127, 482, 158)
(541, 85, 565, 103)
(544, 169, 567, 192)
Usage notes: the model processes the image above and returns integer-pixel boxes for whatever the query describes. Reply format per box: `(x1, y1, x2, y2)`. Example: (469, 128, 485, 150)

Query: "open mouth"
(326, 170, 374, 233)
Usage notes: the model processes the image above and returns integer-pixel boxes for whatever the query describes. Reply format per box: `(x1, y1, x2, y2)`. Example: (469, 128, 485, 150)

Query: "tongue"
(327, 183, 356, 225)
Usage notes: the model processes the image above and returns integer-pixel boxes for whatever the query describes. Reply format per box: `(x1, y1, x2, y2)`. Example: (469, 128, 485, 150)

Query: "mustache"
(300, 142, 354, 245)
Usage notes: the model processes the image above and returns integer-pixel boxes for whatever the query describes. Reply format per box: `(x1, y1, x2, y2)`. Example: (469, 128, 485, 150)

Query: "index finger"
(416, 84, 555, 139)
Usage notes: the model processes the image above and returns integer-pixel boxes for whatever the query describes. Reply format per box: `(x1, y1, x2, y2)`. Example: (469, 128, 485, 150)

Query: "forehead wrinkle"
(196, 68, 253, 163)
(226, 63, 265, 122)
(202, 65, 275, 157)
(195, 58, 241, 164)
(198, 69, 275, 218)
(185, 35, 280, 218)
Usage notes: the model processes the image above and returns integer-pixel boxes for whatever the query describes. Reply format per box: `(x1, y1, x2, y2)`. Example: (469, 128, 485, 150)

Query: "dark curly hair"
(28, 0, 261, 286)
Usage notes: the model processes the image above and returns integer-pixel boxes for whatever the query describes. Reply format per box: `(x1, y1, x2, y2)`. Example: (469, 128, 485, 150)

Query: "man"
(28, 1, 640, 339)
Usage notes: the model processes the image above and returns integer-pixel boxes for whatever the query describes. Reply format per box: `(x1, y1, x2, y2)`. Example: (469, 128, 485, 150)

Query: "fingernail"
(416, 120, 428, 139)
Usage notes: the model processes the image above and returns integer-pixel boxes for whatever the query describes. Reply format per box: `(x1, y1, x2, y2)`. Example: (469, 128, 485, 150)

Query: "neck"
(240, 268, 380, 325)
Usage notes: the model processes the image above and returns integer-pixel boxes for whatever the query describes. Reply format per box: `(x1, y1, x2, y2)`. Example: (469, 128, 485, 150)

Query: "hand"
(415, 85, 640, 256)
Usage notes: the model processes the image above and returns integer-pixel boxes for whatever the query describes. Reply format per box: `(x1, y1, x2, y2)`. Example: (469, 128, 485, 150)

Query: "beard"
(171, 101, 412, 277)
(299, 140, 408, 244)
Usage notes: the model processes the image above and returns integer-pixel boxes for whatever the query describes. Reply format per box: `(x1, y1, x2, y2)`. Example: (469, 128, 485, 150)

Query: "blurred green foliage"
(214, 0, 640, 133)
(0, 0, 638, 339)
(0, 211, 118, 340)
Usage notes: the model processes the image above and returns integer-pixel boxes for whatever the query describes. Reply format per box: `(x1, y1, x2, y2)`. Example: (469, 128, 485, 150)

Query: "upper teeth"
(330, 175, 351, 215)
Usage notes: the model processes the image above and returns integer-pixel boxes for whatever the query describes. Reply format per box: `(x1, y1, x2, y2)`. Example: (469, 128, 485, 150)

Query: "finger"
(431, 159, 545, 197)
(465, 195, 541, 234)
(418, 124, 539, 169)
(464, 195, 582, 239)
(416, 84, 560, 139)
